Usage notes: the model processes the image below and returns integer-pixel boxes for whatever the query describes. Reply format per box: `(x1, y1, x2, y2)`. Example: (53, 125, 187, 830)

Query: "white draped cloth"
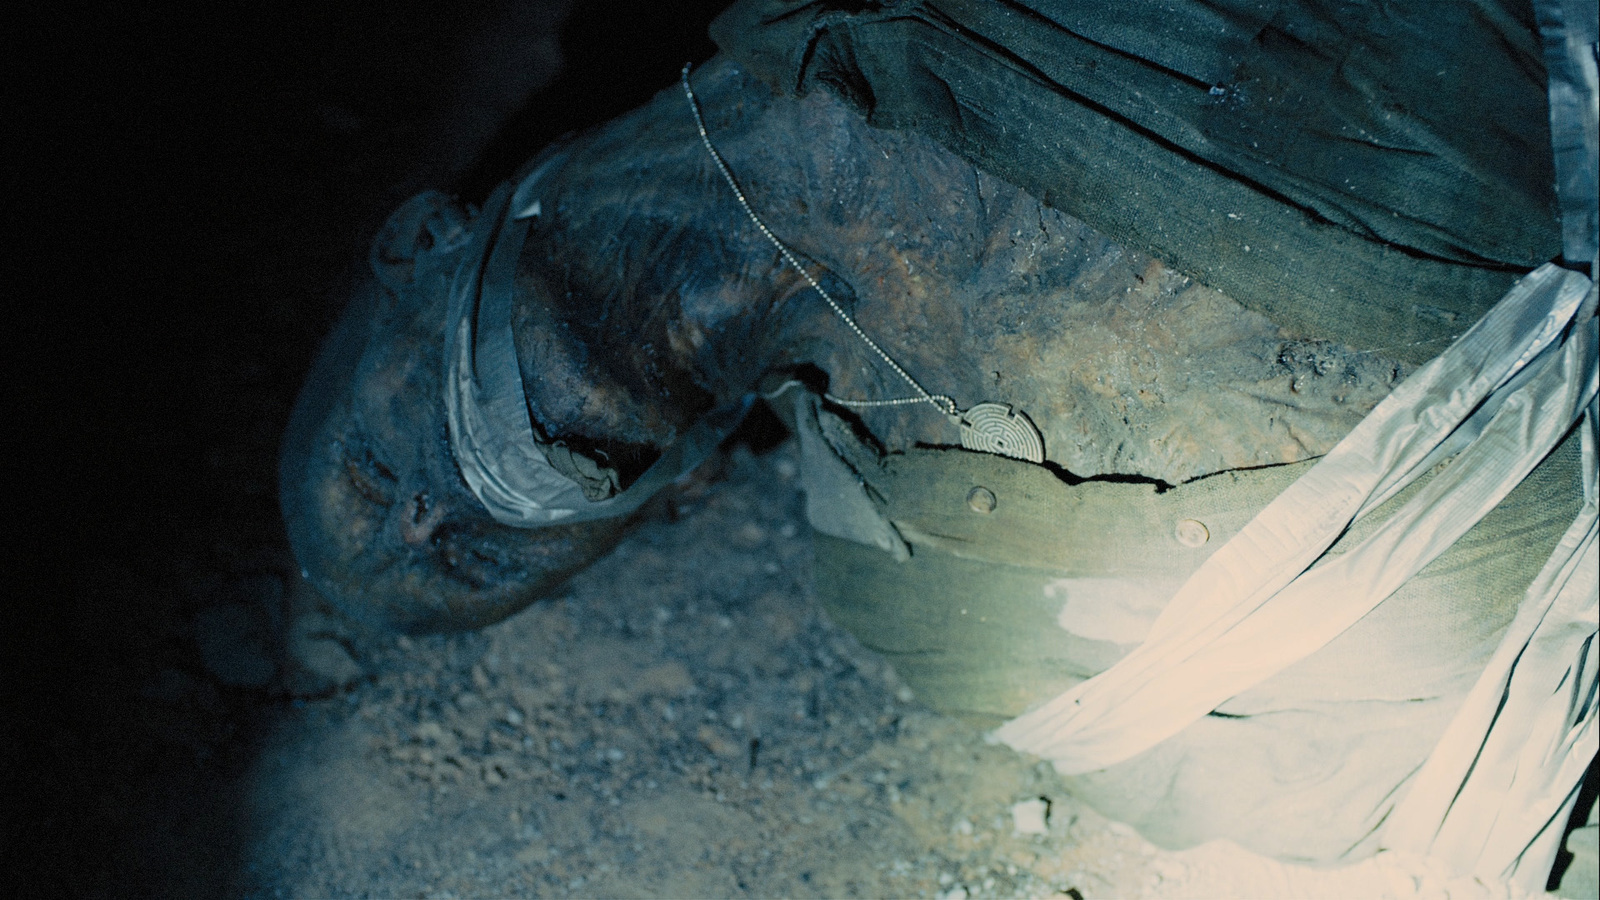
(996, 262, 1596, 890)
(1002, 1, 1598, 886)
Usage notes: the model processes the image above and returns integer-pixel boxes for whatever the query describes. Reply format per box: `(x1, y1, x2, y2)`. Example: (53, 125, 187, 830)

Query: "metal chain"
(759, 379, 937, 409)
(681, 64, 959, 420)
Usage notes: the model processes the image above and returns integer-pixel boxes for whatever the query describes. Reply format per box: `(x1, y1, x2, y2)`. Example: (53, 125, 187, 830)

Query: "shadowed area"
(6, 2, 727, 894)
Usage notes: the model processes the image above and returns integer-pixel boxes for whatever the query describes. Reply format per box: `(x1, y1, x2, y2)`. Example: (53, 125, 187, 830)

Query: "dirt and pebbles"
(233, 441, 1159, 899)
(217, 439, 1574, 900)
(15, 3, 1162, 895)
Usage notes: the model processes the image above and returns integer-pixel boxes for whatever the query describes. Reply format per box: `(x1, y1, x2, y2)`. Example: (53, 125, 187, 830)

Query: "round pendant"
(958, 403, 1045, 463)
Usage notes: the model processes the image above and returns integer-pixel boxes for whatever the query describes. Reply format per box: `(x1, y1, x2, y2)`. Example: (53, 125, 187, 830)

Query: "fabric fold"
(996, 266, 1594, 777)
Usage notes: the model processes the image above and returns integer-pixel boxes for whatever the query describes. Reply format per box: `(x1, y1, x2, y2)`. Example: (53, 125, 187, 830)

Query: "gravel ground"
(10, 6, 1166, 881)
(232, 441, 1158, 900)
(213, 439, 1581, 900)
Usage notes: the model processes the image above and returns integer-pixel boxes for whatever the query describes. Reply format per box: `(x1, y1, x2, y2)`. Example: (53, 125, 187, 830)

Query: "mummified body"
(281, 57, 1409, 627)
(280, 2, 1582, 867)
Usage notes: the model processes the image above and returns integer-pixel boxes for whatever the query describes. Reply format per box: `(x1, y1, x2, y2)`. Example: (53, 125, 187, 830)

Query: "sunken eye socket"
(339, 440, 399, 507)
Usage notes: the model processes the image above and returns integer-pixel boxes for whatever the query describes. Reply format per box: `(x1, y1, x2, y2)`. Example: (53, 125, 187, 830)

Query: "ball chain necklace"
(680, 65, 1045, 464)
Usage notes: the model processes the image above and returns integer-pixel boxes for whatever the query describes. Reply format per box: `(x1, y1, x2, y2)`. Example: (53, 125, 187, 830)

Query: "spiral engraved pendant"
(958, 403, 1045, 463)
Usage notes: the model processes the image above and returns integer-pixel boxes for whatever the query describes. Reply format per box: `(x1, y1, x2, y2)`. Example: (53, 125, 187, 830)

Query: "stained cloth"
(714, 1, 1598, 889)
(711, 0, 1562, 364)
(444, 177, 753, 527)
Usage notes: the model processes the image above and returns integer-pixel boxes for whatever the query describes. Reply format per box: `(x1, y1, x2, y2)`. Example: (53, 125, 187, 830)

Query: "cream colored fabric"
(1381, 397, 1597, 888)
(997, 2, 1598, 888)
(996, 265, 1594, 764)
(809, 413, 1581, 861)
(997, 265, 1597, 889)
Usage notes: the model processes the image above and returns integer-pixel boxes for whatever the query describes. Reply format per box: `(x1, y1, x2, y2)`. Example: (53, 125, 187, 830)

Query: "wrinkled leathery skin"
(284, 56, 1407, 631)
(280, 191, 633, 633)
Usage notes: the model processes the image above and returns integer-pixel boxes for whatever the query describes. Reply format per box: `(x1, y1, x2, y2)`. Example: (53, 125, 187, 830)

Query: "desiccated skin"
(282, 56, 1406, 632)
(279, 192, 635, 633)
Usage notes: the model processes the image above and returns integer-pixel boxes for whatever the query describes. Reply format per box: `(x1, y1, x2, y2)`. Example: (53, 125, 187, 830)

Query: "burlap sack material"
(711, 0, 1562, 366)
(802, 387, 1583, 863)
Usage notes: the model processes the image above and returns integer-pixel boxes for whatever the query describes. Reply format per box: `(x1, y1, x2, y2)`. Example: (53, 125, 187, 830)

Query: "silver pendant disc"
(958, 403, 1045, 463)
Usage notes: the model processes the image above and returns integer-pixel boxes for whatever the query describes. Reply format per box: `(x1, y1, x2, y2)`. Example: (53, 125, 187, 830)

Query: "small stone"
(636, 660, 694, 697)
(283, 614, 364, 696)
(513, 844, 543, 865)
(954, 818, 974, 836)
(512, 685, 554, 715)
(1012, 798, 1050, 835)
(697, 725, 741, 759)
(940, 887, 969, 900)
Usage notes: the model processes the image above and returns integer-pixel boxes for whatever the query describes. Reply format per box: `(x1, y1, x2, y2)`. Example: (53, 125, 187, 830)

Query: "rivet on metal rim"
(1175, 519, 1210, 547)
(967, 486, 998, 514)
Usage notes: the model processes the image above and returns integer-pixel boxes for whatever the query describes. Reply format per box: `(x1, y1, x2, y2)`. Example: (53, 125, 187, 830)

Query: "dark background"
(6, 2, 730, 895)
